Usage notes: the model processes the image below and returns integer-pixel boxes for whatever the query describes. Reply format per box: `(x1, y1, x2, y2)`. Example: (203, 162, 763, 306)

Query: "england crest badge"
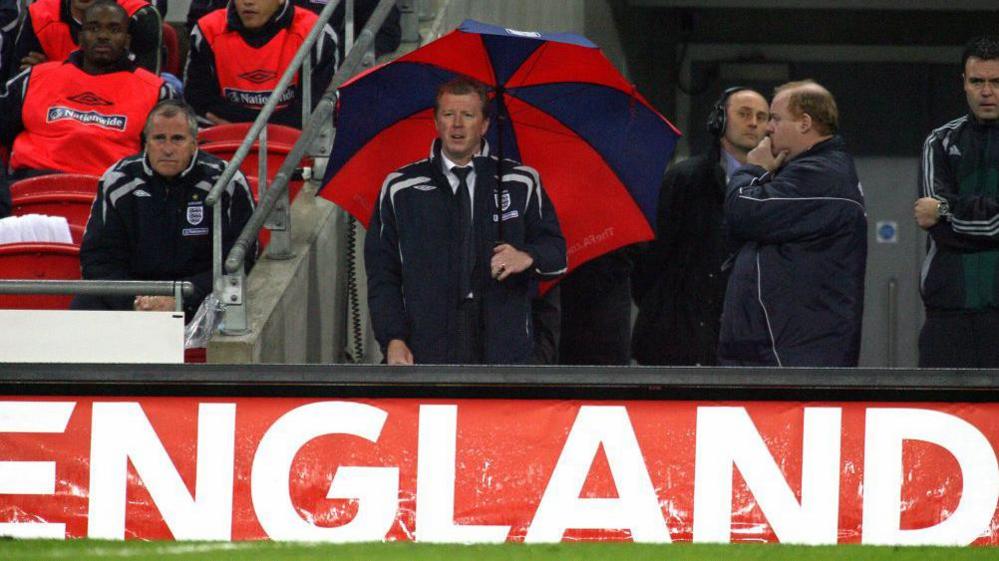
(494, 191, 512, 211)
(186, 204, 204, 226)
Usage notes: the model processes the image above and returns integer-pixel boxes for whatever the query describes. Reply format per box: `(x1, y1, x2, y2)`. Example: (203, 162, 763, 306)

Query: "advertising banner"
(1, 398, 997, 545)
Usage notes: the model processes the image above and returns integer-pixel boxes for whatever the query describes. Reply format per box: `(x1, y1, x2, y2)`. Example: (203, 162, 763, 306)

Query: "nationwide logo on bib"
(223, 87, 295, 108)
(46, 106, 126, 131)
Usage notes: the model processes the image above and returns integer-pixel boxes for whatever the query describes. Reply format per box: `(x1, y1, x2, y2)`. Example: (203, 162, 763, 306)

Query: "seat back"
(0, 243, 80, 309)
(9, 174, 100, 198)
(10, 174, 100, 235)
(161, 23, 181, 76)
(199, 140, 307, 202)
(197, 123, 301, 146)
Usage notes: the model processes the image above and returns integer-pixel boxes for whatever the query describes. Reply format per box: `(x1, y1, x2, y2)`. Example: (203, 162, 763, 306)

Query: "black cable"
(344, 216, 365, 363)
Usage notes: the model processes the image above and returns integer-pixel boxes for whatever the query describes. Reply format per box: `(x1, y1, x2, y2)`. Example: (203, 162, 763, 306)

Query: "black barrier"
(1, 364, 998, 402)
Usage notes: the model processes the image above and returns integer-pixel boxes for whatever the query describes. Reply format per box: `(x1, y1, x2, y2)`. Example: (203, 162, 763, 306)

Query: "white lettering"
(862, 408, 999, 546)
(416, 405, 510, 542)
(525, 406, 669, 543)
(251, 401, 398, 541)
(0, 401, 75, 539)
(87, 403, 235, 540)
(692, 407, 841, 544)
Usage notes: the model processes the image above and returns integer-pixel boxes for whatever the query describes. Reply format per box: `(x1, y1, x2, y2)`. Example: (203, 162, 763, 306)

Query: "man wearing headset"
(632, 86, 769, 365)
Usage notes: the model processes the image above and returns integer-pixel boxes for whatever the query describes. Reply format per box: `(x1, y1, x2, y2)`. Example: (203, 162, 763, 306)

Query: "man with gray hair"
(72, 99, 255, 320)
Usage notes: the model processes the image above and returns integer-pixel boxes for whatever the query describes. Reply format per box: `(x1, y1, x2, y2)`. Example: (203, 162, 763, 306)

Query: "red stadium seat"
(161, 23, 181, 76)
(10, 173, 99, 197)
(197, 123, 301, 145)
(9, 174, 100, 236)
(0, 243, 80, 309)
(199, 140, 308, 202)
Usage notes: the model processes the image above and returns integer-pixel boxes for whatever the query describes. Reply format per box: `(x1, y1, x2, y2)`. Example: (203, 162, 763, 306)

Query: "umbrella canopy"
(319, 19, 681, 273)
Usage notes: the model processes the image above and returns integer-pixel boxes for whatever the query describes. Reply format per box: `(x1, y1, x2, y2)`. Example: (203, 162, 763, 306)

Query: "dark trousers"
(919, 309, 999, 368)
(455, 297, 483, 364)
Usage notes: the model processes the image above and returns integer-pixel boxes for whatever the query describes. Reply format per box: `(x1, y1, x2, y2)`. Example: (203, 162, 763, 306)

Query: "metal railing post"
(258, 125, 291, 260)
(302, 53, 312, 132)
(222, 0, 398, 278)
(220, 268, 248, 334)
(398, 0, 419, 43)
(205, 0, 345, 332)
(345, 0, 355, 51)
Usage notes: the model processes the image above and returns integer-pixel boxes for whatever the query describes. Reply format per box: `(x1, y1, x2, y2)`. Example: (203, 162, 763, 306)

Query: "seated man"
(12, 0, 161, 74)
(0, 0, 174, 218)
(184, 0, 338, 128)
(185, 0, 399, 60)
(72, 100, 255, 319)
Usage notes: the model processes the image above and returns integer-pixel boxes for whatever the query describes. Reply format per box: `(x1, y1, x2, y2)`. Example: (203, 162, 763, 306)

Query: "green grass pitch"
(2, 541, 998, 561)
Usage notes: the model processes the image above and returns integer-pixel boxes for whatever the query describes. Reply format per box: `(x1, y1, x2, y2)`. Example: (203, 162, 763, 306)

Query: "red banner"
(1, 398, 997, 545)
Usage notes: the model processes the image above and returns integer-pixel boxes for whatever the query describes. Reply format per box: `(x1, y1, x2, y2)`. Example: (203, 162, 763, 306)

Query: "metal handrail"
(223, 0, 398, 276)
(0, 280, 195, 312)
(203, 0, 347, 334)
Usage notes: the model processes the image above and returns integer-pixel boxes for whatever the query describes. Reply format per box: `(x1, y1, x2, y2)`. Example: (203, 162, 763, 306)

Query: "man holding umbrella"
(365, 77, 567, 365)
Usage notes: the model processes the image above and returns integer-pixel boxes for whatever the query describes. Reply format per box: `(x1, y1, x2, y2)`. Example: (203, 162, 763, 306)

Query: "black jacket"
(719, 136, 867, 367)
(632, 151, 732, 365)
(919, 115, 999, 311)
(80, 150, 255, 319)
(365, 140, 567, 364)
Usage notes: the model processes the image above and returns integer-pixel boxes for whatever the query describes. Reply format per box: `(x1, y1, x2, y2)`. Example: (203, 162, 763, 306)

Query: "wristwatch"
(933, 196, 951, 220)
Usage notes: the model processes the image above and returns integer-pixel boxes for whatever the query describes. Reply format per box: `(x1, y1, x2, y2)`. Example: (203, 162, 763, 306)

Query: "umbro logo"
(67, 92, 112, 106)
(239, 70, 277, 84)
(948, 145, 962, 157)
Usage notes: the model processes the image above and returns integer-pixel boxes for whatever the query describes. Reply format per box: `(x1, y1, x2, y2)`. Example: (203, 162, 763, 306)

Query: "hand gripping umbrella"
(319, 19, 681, 274)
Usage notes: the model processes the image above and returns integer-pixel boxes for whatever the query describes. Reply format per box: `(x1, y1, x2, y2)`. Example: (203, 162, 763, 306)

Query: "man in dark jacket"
(72, 100, 255, 320)
(184, 0, 337, 128)
(365, 77, 566, 365)
(632, 87, 769, 365)
(719, 80, 867, 367)
(914, 34, 999, 367)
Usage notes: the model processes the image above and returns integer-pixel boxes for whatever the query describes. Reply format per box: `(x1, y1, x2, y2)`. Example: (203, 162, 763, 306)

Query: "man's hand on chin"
(747, 137, 788, 172)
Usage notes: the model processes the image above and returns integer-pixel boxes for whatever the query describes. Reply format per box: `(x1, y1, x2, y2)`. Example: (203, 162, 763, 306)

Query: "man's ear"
(799, 113, 812, 134)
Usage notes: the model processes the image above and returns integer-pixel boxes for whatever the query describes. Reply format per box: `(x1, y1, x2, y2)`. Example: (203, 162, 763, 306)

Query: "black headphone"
(706, 86, 751, 138)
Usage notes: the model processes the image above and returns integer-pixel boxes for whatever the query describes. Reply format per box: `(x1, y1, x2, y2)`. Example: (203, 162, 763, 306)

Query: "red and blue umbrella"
(319, 19, 681, 273)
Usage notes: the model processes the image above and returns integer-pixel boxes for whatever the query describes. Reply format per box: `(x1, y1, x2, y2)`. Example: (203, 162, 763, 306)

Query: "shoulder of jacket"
(501, 160, 541, 186)
(393, 158, 432, 178)
(131, 67, 167, 89)
(197, 8, 228, 37)
(926, 115, 969, 145)
(99, 156, 148, 202)
(27, 0, 59, 24)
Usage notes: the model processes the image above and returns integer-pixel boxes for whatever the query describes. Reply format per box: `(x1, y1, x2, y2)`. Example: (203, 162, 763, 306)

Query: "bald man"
(632, 87, 769, 365)
(718, 80, 867, 367)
